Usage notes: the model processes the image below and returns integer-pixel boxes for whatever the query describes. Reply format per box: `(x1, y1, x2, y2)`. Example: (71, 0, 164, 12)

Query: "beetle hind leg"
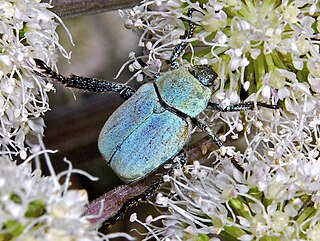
(141, 151, 187, 199)
(33, 58, 136, 100)
(102, 151, 187, 226)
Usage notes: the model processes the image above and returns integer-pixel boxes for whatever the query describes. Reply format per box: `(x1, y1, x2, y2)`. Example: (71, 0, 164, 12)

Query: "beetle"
(34, 9, 277, 184)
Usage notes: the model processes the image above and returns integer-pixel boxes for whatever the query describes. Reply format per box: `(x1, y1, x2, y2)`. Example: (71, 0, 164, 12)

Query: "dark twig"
(83, 138, 217, 227)
(42, 0, 141, 18)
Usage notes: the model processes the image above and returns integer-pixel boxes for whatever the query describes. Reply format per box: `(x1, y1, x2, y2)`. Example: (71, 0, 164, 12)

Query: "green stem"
(229, 197, 252, 221)
(265, 53, 276, 72)
(253, 48, 266, 90)
(295, 206, 316, 226)
(245, 56, 257, 94)
(271, 51, 287, 69)
(222, 225, 247, 240)
(237, 1, 255, 23)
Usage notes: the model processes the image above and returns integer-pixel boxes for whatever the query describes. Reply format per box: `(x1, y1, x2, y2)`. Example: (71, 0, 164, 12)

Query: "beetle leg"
(139, 151, 187, 200)
(207, 101, 279, 112)
(192, 117, 224, 147)
(192, 117, 245, 172)
(33, 58, 136, 100)
(170, 8, 195, 69)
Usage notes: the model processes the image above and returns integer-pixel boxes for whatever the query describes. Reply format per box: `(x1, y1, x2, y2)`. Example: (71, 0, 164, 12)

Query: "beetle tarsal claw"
(33, 69, 46, 78)
(33, 58, 48, 70)
(33, 58, 52, 78)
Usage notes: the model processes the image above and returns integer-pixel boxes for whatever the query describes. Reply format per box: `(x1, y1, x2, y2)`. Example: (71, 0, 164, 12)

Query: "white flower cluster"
(133, 109, 320, 240)
(0, 0, 71, 158)
(121, 0, 320, 240)
(0, 1, 136, 240)
(0, 146, 136, 240)
(120, 0, 319, 119)
(0, 151, 103, 241)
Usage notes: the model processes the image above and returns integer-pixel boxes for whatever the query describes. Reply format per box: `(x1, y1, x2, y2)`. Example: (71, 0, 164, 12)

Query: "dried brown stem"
(42, 0, 141, 18)
(83, 137, 217, 227)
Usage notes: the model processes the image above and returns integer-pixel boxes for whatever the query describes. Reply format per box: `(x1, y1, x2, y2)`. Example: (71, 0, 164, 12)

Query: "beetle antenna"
(170, 8, 195, 69)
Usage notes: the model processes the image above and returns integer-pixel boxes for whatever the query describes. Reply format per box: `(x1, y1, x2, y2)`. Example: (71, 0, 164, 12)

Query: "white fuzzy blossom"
(0, 0, 71, 158)
(132, 109, 320, 241)
(119, 0, 319, 128)
(120, 0, 320, 240)
(0, 148, 104, 241)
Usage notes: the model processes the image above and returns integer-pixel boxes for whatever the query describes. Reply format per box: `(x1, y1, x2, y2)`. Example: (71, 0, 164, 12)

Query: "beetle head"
(189, 65, 217, 87)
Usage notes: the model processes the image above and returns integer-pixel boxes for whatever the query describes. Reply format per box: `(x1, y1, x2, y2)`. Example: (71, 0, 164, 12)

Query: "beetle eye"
(189, 65, 217, 87)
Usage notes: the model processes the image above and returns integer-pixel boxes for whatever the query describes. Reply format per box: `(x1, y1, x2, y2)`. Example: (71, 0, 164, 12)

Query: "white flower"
(0, 145, 135, 240)
(133, 107, 320, 240)
(0, 0, 71, 157)
(120, 0, 320, 118)
(0, 152, 99, 240)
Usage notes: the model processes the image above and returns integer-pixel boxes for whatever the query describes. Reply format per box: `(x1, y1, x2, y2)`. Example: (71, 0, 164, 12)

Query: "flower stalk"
(42, 0, 141, 18)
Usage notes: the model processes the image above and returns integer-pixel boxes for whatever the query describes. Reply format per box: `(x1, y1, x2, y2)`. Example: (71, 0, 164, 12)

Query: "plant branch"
(83, 137, 218, 227)
(43, 0, 141, 18)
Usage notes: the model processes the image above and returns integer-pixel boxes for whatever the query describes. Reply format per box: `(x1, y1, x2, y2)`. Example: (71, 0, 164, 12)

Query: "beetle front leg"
(207, 101, 279, 112)
(170, 8, 195, 70)
(34, 58, 136, 100)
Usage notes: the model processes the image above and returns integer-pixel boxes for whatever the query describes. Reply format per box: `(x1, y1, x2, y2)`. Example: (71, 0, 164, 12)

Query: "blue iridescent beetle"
(34, 9, 277, 183)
